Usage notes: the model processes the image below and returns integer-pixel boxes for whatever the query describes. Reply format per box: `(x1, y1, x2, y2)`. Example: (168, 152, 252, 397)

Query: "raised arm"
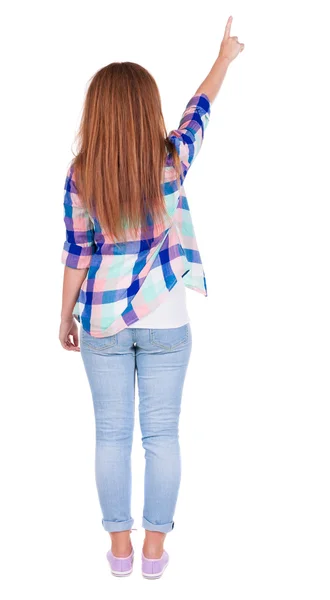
(167, 94, 211, 181)
(195, 15, 244, 104)
(167, 16, 244, 182)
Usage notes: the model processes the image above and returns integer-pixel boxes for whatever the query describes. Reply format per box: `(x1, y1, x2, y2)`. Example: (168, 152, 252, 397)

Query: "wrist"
(217, 54, 231, 68)
(61, 313, 74, 322)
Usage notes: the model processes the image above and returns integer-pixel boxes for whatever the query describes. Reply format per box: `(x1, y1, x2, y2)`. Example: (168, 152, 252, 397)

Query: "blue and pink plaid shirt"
(61, 92, 211, 337)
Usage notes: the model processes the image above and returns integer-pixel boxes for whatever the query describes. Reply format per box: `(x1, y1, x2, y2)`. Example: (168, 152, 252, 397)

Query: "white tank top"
(128, 276, 190, 329)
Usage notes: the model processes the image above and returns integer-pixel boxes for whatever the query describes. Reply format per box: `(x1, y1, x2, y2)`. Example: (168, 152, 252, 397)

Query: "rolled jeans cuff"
(102, 517, 134, 532)
(142, 516, 175, 533)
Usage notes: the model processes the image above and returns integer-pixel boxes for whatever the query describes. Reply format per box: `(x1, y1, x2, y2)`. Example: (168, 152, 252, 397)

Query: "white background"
(1, 1, 330, 598)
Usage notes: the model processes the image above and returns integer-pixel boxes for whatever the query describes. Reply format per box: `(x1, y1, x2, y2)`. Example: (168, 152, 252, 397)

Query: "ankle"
(111, 540, 133, 558)
(110, 531, 133, 558)
(143, 530, 166, 559)
(142, 544, 164, 559)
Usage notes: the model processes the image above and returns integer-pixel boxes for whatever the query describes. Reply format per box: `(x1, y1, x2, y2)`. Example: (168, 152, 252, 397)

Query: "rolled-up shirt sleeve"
(167, 92, 211, 181)
(61, 165, 96, 269)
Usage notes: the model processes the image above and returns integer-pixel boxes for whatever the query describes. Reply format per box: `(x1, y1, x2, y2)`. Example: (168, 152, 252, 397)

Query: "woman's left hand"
(59, 317, 80, 351)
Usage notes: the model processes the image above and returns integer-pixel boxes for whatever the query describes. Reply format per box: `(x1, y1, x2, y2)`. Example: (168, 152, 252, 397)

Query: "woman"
(59, 15, 244, 579)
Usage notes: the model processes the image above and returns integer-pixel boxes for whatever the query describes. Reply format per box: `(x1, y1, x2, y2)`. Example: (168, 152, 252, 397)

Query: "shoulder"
(64, 162, 83, 207)
(65, 162, 76, 187)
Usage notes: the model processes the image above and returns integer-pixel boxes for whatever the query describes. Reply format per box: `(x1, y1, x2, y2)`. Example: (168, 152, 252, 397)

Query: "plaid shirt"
(61, 92, 211, 337)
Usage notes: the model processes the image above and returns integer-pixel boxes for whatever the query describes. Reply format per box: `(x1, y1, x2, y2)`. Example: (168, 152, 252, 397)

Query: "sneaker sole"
(110, 568, 133, 577)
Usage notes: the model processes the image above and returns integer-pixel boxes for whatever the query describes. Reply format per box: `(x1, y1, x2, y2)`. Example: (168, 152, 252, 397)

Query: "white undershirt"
(128, 276, 190, 328)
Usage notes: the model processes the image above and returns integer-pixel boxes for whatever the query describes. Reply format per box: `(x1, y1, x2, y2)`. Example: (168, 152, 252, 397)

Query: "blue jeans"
(80, 323, 192, 534)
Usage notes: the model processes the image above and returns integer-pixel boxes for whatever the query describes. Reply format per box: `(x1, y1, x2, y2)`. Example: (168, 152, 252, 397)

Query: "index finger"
(224, 15, 233, 39)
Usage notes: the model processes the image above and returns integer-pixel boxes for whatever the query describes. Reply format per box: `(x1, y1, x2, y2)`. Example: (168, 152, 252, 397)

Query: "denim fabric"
(80, 323, 192, 534)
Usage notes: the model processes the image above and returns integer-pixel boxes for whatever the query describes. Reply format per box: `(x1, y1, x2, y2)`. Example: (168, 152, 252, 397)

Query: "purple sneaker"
(141, 550, 169, 579)
(106, 547, 134, 577)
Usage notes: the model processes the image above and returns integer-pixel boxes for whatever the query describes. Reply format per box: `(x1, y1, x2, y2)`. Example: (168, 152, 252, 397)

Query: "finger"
(68, 337, 80, 351)
(62, 337, 75, 350)
(73, 331, 79, 347)
(224, 15, 232, 40)
(67, 341, 79, 351)
(60, 340, 72, 350)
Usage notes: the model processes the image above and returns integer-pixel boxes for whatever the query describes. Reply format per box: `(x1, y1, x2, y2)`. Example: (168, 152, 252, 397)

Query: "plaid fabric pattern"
(61, 93, 211, 337)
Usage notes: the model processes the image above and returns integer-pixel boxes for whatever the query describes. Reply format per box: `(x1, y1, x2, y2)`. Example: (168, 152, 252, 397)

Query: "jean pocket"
(80, 327, 118, 351)
(149, 324, 190, 350)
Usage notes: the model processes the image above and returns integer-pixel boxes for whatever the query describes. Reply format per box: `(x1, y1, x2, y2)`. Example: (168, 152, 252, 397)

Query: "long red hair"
(70, 61, 181, 242)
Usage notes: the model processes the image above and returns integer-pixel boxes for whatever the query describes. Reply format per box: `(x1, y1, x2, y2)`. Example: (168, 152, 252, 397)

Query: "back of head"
(71, 61, 180, 242)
